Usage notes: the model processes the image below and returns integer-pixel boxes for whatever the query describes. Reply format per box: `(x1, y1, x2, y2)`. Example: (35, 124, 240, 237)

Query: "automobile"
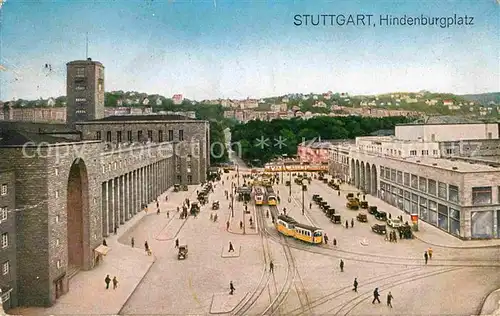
(356, 213, 368, 222)
(368, 206, 378, 214)
(375, 211, 388, 221)
(387, 218, 402, 228)
(312, 194, 321, 202)
(371, 224, 387, 235)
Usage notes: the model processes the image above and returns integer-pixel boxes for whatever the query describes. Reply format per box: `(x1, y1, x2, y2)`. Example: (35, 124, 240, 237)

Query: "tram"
(254, 188, 264, 206)
(266, 187, 277, 206)
(275, 214, 323, 244)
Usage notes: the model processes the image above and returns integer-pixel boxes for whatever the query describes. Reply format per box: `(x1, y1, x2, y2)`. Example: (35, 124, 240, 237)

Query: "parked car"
(356, 213, 368, 222)
(387, 218, 402, 228)
(375, 211, 387, 221)
(371, 224, 387, 235)
(368, 206, 378, 214)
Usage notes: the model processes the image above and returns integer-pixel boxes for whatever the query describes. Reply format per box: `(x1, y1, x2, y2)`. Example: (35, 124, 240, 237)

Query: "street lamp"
(288, 171, 292, 197)
(231, 183, 234, 218)
(237, 165, 240, 187)
(301, 179, 306, 216)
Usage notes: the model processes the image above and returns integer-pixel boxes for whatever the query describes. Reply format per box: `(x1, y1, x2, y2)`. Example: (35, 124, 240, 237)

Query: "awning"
(94, 245, 110, 256)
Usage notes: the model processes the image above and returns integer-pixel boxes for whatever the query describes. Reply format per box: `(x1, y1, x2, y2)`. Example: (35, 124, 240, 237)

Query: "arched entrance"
(350, 159, 355, 185)
(371, 165, 378, 196)
(67, 159, 89, 268)
(366, 164, 371, 194)
(360, 162, 365, 191)
(355, 160, 360, 188)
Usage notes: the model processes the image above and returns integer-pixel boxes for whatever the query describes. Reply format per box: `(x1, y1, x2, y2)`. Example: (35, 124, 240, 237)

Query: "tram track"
(282, 181, 500, 265)
(329, 266, 463, 316)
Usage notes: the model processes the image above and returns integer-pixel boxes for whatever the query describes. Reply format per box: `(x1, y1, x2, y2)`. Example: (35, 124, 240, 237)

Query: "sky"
(0, 0, 498, 101)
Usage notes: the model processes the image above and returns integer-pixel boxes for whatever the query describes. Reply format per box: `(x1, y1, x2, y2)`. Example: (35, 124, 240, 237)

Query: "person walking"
(324, 234, 328, 244)
(309, 202, 312, 209)
(424, 251, 429, 264)
(226, 220, 230, 230)
(167, 211, 170, 218)
(372, 288, 381, 304)
(240, 221, 243, 230)
(269, 260, 274, 273)
(340, 259, 344, 272)
(131, 237, 134, 248)
(345, 220, 349, 229)
(428, 247, 433, 259)
(112, 276, 118, 289)
(103, 239, 107, 246)
(333, 238, 337, 247)
(387, 291, 393, 308)
(351, 218, 354, 228)
(175, 238, 179, 248)
(144, 241, 149, 253)
(353, 278, 358, 292)
(157, 208, 160, 215)
(229, 281, 235, 295)
(105, 275, 111, 289)
(229, 242, 235, 252)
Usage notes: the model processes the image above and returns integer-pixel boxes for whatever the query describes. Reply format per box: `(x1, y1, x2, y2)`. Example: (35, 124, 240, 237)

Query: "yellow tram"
(254, 188, 264, 205)
(267, 193, 277, 206)
(275, 214, 323, 244)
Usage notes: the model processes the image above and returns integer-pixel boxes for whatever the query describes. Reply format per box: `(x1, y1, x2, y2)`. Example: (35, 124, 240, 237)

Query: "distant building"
(172, 94, 184, 105)
(66, 58, 105, 125)
(297, 140, 333, 164)
(443, 100, 454, 106)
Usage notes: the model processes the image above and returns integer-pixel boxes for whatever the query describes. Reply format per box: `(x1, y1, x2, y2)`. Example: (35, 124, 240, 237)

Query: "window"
(106, 131, 112, 142)
(438, 182, 447, 199)
(187, 164, 192, 173)
(411, 175, 418, 189)
(55, 190, 59, 198)
(148, 130, 153, 141)
(158, 130, 163, 142)
(187, 175, 193, 184)
(448, 185, 459, 203)
(385, 168, 390, 179)
(488, 132, 492, 139)
(179, 130, 184, 141)
(56, 260, 61, 269)
(433, 150, 438, 155)
(421, 150, 428, 155)
(419, 177, 427, 193)
(55, 215, 60, 223)
(168, 130, 174, 141)
(446, 149, 453, 155)
(1, 184, 6, 196)
(1, 233, 8, 248)
(390, 169, 396, 182)
(380, 166, 385, 179)
(187, 154, 192, 162)
(117, 131, 122, 143)
(431, 134, 436, 141)
(428, 179, 437, 196)
(138, 131, 143, 141)
(396, 171, 403, 184)
(127, 131, 132, 142)
(419, 196, 427, 206)
(75, 67, 85, 77)
(403, 173, 410, 186)
(429, 200, 437, 211)
(0, 208, 6, 221)
(75, 85, 86, 91)
(98, 82, 103, 92)
(2, 261, 9, 275)
(96, 131, 101, 140)
(410, 150, 417, 156)
(75, 98, 87, 102)
(472, 187, 492, 205)
(450, 208, 460, 220)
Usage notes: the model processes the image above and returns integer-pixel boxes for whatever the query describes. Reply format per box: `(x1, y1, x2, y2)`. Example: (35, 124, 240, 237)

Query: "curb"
(117, 253, 157, 315)
(412, 234, 500, 249)
(478, 288, 500, 315)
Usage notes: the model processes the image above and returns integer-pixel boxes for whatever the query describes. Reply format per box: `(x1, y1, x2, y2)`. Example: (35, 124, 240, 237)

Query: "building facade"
(297, 141, 333, 164)
(329, 121, 500, 240)
(0, 171, 17, 310)
(66, 58, 105, 124)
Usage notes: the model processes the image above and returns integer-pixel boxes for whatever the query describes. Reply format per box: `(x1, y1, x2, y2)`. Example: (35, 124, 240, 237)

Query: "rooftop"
(403, 156, 499, 173)
(85, 114, 196, 122)
(0, 129, 79, 146)
(67, 58, 104, 67)
(399, 115, 494, 126)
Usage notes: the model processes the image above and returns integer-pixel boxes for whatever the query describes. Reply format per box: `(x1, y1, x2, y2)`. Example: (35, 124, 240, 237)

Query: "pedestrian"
(131, 237, 134, 248)
(345, 220, 349, 229)
(240, 221, 243, 230)
(309, 202, 312, 209)
(340, 259, 344, 272)
(324, 234, 328, 244)
(214, 213, 218, 222)
(372, 288, 381, 304)
(114, 226, 117, 235)
(226, 221, 230, 230)
(103, 239, 107, 246)
(245, 205, 248, 212)
(156, 201, 159, 209)
(229, 281, 235, 295)
(283, 208, 287, 215)
(229, 242, 234, 252)
(363, 194, 366, 200)
(394, 231, 398, 243)
(144, 241, 149, 253)
(387, 291, 393, 308)
(333, 238, 337, 247)
(105, 274, 111, 289)
(351, 218, 354, 228)
(428, 247, 433, 259)
(175, 238, 179, 248)
(270, 260, 274, 273)
(210, 213, 213, 221)
(112, 276, 118, 289)
(157, 208, 160, 215)
(424, 251, 428, 264)
(167, 211, 170, 218)
(353, 278, 358, 292)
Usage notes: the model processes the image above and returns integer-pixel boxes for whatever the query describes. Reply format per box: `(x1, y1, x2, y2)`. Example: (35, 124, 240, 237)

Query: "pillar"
(101, 182, 109, 237)
(119, 175, 124, 224)
(108, 180, 114, 233)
